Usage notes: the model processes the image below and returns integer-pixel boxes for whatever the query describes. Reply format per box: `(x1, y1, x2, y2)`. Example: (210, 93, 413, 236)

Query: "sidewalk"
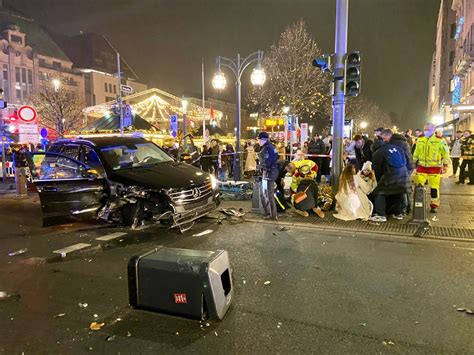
(220, 177, 474, 240)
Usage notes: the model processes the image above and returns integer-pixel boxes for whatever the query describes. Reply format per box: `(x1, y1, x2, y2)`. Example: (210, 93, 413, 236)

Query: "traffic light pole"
(331, 0, 349, 192)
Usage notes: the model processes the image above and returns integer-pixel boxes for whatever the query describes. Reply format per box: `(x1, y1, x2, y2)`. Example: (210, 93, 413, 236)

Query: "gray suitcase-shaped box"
(128, 246, 233, 320)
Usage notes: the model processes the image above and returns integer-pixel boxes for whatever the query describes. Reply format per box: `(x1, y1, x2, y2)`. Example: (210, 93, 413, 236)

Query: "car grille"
(167, 183, 213, 206)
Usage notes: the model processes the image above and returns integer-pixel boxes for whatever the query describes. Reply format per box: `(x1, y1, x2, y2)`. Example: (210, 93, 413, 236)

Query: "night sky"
(13, 0, 440, 129)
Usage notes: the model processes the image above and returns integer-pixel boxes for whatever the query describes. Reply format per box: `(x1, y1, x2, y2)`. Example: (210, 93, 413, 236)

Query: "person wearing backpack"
(369, 135, 411, 222)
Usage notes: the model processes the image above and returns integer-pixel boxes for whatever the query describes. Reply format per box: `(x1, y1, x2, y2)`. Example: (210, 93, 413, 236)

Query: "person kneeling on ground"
(334, 162, 377, 221)
(288, 160, 325, 218)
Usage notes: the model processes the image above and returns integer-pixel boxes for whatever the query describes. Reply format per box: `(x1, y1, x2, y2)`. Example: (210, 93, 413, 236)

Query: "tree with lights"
(29, 76, 85, 137)
(248, 20, 331, 120)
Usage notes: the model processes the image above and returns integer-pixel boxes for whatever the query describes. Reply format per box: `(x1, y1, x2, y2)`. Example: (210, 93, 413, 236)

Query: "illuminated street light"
(250, 65, 266, 87)
(360, 121, 368, 129)
(282, 106, 290, 114)
(309, 125, 314, 135)
(212, 50, 265, 181)
(432, 115, 444, 126)
(212, 71, 227, 90)
(52, 79, 61, 92)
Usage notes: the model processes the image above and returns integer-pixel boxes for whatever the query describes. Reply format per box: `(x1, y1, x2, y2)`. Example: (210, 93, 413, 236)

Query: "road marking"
(96, 232, 127, 241)
(133, 224, 151, 231)
(53, 243, 92, 257)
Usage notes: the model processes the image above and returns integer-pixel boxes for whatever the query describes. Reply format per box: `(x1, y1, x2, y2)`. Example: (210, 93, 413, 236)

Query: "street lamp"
(360, 121, 368, 129)
(182, 97, 188, 137)
(432, 115, 444, 126)
(309, 125, 314, 136)
(212, 50, 265, 181)
(52, 79, 61, 92)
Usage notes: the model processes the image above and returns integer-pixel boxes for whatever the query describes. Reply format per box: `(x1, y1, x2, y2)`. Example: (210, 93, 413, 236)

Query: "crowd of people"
(253, 123, 473, 223)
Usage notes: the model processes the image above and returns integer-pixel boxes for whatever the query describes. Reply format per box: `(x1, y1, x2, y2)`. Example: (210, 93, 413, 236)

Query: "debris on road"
(93, 314, 99, 318)
(8, 248, 28, 257)
(279, 227, 291, 232)
(359, 323, 367, 327)
(214, 331, 218, 336)
(0, 291, 20, 302)
(431, 216, 439, 222)
(105, 335, 116, 342)
(277, 322, 282, 329)
(382, 340, 395, 346)
(78, 303, 88, 308)
(54, 313, 66, 318)
(126, 331, 132, 337)
(263, 281, 271, 285)
(90, 322, 105, 331)
(19, 257, 46, 265)
(221, 208, 246, 217)
(192, 229, 214, 237)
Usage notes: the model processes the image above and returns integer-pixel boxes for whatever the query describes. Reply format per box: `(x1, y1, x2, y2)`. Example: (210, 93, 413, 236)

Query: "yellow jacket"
(291, 159, 318, 192)
(413, 135, 449, 169)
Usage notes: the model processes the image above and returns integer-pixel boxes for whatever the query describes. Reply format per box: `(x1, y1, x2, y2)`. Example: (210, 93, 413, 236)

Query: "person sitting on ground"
(287, 160, 325, 218)
(334, 162, 377, 221)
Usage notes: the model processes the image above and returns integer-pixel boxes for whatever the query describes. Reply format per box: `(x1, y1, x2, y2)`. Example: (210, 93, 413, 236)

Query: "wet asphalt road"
(1, 197, 474, 353)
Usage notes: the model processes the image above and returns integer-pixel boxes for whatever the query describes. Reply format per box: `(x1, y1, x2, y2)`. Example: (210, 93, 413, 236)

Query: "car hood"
(108, 161, 212, 191)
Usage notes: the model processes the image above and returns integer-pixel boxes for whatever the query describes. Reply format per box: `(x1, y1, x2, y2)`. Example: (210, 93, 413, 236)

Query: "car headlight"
(210, 174, 218, 190)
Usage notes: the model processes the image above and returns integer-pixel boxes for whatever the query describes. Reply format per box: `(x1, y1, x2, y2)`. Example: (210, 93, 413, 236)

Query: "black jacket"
(308, 139, 326, 156)
(372, 142, 411, 195)
(355, 137, 373, 170)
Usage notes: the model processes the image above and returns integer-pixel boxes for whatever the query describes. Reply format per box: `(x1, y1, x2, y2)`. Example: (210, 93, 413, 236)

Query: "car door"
(27, 152, 108, 226)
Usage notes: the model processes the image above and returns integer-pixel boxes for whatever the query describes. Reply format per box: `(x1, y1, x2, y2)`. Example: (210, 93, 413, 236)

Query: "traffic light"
(344, 52, 361, 97)
(312, 55, 332, 72)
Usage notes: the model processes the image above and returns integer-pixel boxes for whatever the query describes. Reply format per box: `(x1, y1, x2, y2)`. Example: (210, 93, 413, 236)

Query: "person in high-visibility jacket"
(413, 122, 450, 213)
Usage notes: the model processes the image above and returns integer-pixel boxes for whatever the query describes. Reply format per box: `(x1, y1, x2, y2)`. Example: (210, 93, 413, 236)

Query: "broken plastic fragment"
(89, 322, 105, 331)
(105, 335, 116, 342)
(8, 248, 28, 257)
(78, 303, 88, 308)
(263, 281, 271, 285)
(279, 227, 290, 232)
(54, 313, 66, 318)
(192, 229, 214, 237)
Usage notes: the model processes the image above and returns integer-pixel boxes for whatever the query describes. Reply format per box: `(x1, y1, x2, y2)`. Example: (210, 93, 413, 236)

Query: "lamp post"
(182, 97, 188, 137)
(212, 50, 265, 181)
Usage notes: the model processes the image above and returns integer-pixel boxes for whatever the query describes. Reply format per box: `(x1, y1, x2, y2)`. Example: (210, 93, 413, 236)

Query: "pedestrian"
(200, 144, 212, 173)
(413, 122, 450, 213)
(307, 134, 326, 182)
(334, 162, 377, 221)
(274, 160, 291, 212)
(373, 127, 384, 144)
(370, 139, 411, 221)
(457, 129, 474, 185)
(244, 141, 257, 178)
(450, 131, 462, 178)
(303, 141, 309, 155)
(13, 144, 28, 198)
(287, 160, 325, 218)
(412, 128, 423, 154)
(225, 144, 235, 179)
(257, 132, 279, 219)
(321, 135, 332, 183)
(405, 129, 414, 150)
(381, 128, 415, 214)
(353, 134, 373, 171)
(217, 145, 227, 181)
(209, 139, 219, 175)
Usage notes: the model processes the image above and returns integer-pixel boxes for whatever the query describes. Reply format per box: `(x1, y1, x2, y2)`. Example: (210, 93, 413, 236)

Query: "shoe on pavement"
(430, 207, 437, 213)
(392, 214, 404, 220)
(295, 209, 309, 218)
(456, 180, 465, 184)
(369, 215, 387, 222)
(467, 182, 474, 185)
(312, 207, 325, 218)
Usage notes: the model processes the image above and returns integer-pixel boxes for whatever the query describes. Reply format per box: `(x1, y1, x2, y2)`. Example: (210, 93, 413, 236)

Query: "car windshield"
(100, 142, 173, 170)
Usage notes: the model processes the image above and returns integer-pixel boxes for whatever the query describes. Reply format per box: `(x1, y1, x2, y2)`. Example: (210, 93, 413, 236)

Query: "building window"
(450, 23, 457, 39)
(449, 51, 455, 66)
(39, 58, 46, 67)
(52, 61, 61, 71)
(104, 83, 108, 92)
(10, 34, 23, 45)
(109, 83, 112, 93)
(113, 85, 117, 94)
(15, 67, 20, 83)
(2, 64, 9, 102)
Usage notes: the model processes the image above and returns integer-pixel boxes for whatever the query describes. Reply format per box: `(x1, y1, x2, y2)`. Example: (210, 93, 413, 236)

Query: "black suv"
(28, 136, 220, 232)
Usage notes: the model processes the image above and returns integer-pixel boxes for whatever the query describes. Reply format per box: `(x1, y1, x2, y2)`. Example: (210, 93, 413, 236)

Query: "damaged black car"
(27, 137, 220, 232)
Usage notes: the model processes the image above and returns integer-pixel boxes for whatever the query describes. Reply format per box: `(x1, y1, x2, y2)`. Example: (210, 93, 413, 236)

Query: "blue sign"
(40, 127, 48, 138)
(286, 116, 292, 131)
(170, 114, 178, 137)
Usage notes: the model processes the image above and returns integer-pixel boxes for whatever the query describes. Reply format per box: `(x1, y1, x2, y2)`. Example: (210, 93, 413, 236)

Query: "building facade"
(0, 9, 85, 110)
(451, 0, 474, 131)
(428, 0, 457, 131)
(58, 33, 147, 107)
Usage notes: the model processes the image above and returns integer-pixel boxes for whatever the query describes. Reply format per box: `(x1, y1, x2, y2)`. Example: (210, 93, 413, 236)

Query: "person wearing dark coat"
(369, 139, 411, 222)
(307, 135, 326, 182)
(353, 134, 373, 171)
(257, 132, 279, 219)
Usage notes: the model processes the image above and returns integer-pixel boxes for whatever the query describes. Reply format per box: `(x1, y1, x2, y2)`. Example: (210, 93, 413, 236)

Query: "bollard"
(409, 184, 429, 224)
(252, 177, 263, 213)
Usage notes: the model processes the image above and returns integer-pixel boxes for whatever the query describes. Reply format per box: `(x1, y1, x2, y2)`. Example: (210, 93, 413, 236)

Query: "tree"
(29, 76, 85, 137)
(345, 96, 395, 134)
(248, 20, 331, 120)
